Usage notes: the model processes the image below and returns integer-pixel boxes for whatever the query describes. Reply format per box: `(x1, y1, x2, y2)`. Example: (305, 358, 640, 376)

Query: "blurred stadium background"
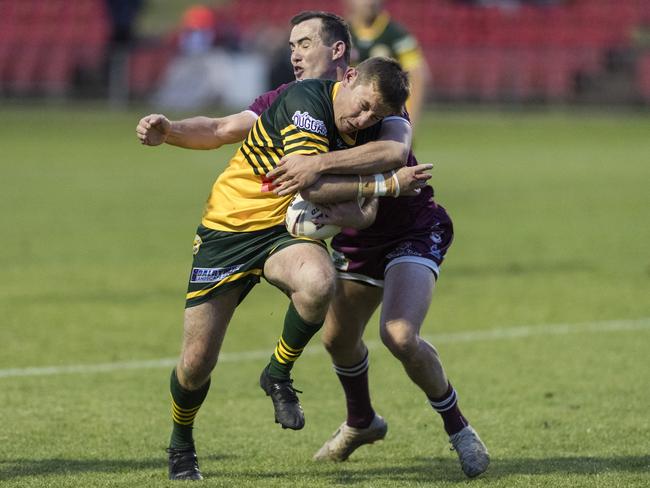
(1, 0, 650, 107)
(1, 2, 649, 486)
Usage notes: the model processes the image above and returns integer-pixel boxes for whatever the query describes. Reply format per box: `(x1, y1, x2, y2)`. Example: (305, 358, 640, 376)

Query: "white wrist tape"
(390, 170, 400, 197)
(373, 174, 387, 196)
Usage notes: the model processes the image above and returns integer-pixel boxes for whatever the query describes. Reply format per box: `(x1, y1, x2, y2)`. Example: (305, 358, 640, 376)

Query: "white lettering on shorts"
(385, 242, 422, 260)
(190, 265, 243, 283)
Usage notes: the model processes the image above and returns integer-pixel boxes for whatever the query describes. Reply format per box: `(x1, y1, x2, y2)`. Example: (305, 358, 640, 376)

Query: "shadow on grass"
(2, 454, 648, 482)
(208, 455, 650, 484)
(0, 454, 229, 481)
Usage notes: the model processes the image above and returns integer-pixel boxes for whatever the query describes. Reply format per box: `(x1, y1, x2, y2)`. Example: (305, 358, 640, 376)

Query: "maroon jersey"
(247, 82, 295, 115)
(246, 83, 442, 247)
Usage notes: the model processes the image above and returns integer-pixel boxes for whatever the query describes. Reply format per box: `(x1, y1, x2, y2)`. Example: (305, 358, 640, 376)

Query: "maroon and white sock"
(333, 351, 375, 429)
(428, 383, 468, 436)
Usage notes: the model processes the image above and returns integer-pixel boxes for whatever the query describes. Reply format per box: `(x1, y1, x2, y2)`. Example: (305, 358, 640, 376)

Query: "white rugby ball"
(285, 194, 341, 239)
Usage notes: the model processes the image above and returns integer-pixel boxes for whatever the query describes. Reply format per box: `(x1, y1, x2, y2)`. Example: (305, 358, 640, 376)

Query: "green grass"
(0, 105, 649, 487)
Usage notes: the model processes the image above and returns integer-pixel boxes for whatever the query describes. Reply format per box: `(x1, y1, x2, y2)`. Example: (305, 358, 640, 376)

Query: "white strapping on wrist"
(390, 170, 400, 197)
(373, 174, 387, 196)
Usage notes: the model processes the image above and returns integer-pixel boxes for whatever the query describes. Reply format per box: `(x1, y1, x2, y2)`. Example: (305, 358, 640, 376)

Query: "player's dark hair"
(355, 57, 410, 114)
(290, 11, 351, 64)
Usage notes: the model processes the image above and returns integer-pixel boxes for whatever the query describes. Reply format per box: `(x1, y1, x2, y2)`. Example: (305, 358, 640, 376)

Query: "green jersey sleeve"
(273, 80, 335, 156)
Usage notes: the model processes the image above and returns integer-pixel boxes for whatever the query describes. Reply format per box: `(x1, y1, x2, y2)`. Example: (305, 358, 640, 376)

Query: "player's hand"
(396, 163, 433, 196)
(136, 114, 171, 146)
(267, 153, 321, 196)
(314, 198, 378, 229)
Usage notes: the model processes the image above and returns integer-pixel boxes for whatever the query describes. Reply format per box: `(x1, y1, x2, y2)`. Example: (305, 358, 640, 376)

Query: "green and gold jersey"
(201, 79, 381, 233)
(351, 11, 423, 72)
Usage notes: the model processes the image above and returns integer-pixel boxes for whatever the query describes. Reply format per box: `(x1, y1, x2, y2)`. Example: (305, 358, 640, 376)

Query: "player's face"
(333, 70, 393, 134)
(346, 0, 383, 23)
(289, 19, 337, 81)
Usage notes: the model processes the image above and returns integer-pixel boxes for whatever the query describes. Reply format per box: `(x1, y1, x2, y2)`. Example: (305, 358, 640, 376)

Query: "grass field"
(0, 105, 648, 487)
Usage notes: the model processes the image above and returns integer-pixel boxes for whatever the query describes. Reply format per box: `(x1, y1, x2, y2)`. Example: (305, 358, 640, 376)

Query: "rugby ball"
(285, 194, 341, 239)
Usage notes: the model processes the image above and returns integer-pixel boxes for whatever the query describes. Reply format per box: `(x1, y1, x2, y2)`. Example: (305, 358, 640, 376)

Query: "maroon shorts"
(331, 204, 454, 287)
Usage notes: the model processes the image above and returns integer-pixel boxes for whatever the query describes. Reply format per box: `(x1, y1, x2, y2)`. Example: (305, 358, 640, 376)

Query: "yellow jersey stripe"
(282, 130, 329, 145)
(268, 145, 284, 160)
(244, 141, 277, 170)
(284, 147, 322, 157)
(252, 119, 278, 149)
(250, 121, 267, 148)
(280, 124, 300, 136)
(186, 269, 263, 300)
(256, 119, 274, 146)
(283, 139, 329, 154)
(256, 145, 281, 167)
(238, 146, 263, 175)
(242, 143, 271, 173)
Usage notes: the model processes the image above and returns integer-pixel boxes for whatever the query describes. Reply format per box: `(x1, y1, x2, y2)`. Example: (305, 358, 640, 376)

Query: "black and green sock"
(267, 302, 324, 380)
(169, 368, 210, 450)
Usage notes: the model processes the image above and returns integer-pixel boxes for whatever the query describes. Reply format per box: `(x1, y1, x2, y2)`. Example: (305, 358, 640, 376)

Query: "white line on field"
(1, 317, 648, 379)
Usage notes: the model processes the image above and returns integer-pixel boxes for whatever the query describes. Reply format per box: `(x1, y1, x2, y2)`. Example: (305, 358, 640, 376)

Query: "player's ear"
(342, 67, 358, 85)
(331, 40, 346, 61)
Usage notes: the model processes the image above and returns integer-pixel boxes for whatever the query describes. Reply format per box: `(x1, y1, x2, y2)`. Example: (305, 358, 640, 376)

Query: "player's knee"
(380, 320, 418, 360)
(295, 263, 336, 307)
(321, 329, 360, 356)
(179, 351, 214, 390)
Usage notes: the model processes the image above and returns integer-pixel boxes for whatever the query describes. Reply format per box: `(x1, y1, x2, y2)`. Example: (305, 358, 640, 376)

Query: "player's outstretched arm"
(300, 163, 432, 204)
(136, 111, 257, 150)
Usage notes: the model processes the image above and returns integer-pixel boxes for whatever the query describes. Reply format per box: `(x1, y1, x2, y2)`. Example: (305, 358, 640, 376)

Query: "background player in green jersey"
(345, 0, 429, 126)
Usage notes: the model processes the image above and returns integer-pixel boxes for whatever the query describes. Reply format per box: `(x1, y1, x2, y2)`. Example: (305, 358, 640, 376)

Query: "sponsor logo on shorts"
(386, 242, 422, 260)
(430, 231, 443, 244)
(192, 235, 203, 255)
(429, 231, 444, 259)
(292, 111, 327, 136)
(190, 265, 243, 283)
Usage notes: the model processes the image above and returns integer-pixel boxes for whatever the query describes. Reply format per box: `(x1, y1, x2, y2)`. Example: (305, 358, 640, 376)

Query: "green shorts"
(185, 224, 325, 308)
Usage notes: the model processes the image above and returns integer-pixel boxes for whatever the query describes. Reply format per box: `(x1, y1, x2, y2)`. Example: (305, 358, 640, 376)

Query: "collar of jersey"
(353, 11, 390, 42)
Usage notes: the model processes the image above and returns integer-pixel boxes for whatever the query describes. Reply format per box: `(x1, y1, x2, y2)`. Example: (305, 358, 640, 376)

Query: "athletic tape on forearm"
(358, 171, 399, 198)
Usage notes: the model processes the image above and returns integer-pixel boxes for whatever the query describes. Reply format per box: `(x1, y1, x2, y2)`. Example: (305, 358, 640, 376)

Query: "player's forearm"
(164, 117, 224, 149)
(314, 140, 409, 175)
(301, 168, 401, 203)
(300, 175, 358, 203)
(165, 115, 251, 150)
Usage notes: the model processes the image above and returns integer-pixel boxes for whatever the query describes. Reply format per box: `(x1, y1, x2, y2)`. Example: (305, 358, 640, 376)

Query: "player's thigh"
(264, 241, 335, 295)
(380, 261, 436, 336)
(324, 278, 383, 344)
(183, 286, 243, 354)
